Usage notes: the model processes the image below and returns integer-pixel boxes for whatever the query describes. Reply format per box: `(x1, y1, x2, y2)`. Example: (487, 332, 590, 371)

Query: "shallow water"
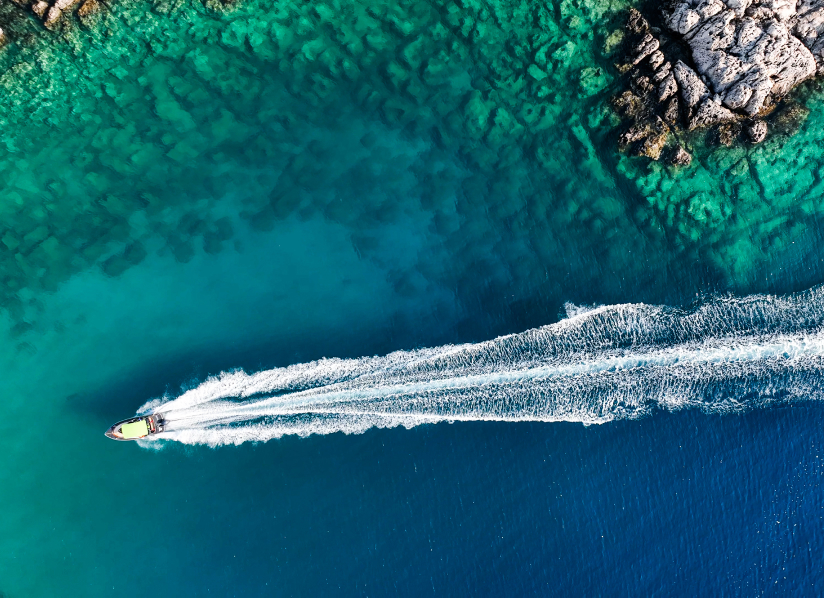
(3, 0, 824, 595)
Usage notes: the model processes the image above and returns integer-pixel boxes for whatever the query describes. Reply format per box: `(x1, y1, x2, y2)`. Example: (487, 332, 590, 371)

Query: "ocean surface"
(3, 0, 824, 595)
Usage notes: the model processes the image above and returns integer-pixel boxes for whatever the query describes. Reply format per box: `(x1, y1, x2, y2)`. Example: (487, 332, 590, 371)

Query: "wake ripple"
(139, 288, 824, 446)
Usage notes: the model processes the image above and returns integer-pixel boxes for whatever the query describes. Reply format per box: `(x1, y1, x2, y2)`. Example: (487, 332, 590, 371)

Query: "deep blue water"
(93, 408, 824, 596)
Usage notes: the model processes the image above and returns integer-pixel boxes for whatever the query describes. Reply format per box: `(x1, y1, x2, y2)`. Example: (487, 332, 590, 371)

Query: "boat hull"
(105, 413, 165, 441)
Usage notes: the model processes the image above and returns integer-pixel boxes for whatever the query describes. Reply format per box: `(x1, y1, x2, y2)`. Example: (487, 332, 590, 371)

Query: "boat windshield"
(121, 419, 149, 439)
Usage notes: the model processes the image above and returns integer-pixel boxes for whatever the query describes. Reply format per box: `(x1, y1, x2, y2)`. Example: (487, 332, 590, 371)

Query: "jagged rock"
(652, 62, 672, 83)
(44, 6, 62, 27)
(746, 120, 767, 142)
(673, 61, 709, 108)
(43, 0, 82, 27)
(670, 146, 693, 165)
(663, 97, 681, 125)
(665, 0, 817, 115)
(633, 75, 654, 94)
(612, 90, 644, 118)
(795, 0, 824, 72)
(639, 129, 669, 160)
(632, 34, 660, 66)
(32, 1, 48, 17)
(723, 82, 753, 110)
(619, 123, 653, 147)
(658, 73, 678, 102)
(648, 50, 665, 71)
(619, 117, 670, 160)
(627, 8, 649, 34)
(745, 5, 773, 19)
(667, 4, 701, 34)
(698, 0, 726, 19)
(614, 2, 824, 160)
(689, 97, 737, 129)
(634, 33, 652, 50)
(77, 0, 100, 19)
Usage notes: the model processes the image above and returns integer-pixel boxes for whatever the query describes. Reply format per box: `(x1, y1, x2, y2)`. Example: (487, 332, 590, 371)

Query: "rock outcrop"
(665, 0, 818, 116)
(746, 119, 768, 141)
(670, 146, 693, 165)
(672, 60, 710, 108)
(9, 0, 103, 29)
(613, 1, 824, 160)
(690, 97, 737, 129)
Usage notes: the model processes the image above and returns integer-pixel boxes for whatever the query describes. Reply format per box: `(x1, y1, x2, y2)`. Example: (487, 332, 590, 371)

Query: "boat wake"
(139, 288, 824, 446)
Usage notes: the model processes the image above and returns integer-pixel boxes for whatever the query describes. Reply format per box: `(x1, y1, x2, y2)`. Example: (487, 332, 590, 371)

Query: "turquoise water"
(4, 0, 824, 594)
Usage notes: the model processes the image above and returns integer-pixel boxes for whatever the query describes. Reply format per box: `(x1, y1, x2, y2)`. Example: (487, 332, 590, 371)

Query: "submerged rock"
(717, 122, 741, 146)
(618, 117, 670, 161)
(77, 0, 99, 20)
(612, 90, 644, 118)
(639, 128, 669, 160)
(619, 123, 653, 147)
(772, 101, 811, 134)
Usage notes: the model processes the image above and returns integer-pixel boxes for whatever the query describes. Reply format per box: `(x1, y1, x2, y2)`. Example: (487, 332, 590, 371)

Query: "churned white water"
(139, 289, 824, 446)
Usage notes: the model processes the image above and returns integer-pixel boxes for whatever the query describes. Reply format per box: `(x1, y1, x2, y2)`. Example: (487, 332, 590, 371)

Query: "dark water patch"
(84, 406, 824, 595)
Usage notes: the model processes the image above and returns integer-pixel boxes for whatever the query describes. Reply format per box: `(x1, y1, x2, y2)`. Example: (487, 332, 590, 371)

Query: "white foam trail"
(138, 288, 824, 446)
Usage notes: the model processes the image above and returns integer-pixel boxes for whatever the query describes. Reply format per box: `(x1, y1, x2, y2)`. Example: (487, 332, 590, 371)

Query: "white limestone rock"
(670, 146, 693, 165)
(658, 73, 679, 101)
(652, 62, 673, 83)
(697, 0, 726, 20)
(689, 97, 737, 129)
(668, 5, 702, 35)
(726, 0, 752, 17)
(794, 0, 824, 71)
(723, 80, 754, 109)
(632, 34, 661, 65)
(31, 0, 48, 17)
(664, 0, 817, 116)
(648, 50, 666, 71)
(746, 119, 768, 141)
(44, 6, 63, 27)
(673, 60, 710, 107)
(770, 0, 797, 21)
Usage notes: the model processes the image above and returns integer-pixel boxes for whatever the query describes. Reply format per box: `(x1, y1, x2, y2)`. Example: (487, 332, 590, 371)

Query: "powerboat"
(105, 413, 165, 441)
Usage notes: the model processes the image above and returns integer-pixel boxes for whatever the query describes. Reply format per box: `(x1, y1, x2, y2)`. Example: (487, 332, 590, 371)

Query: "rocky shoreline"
(0, 0, 101, 30)
(614, 0, 824, 162)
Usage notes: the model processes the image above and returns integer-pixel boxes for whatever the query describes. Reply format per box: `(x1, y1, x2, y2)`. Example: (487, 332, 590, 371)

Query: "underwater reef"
(0, 0, 824, 329)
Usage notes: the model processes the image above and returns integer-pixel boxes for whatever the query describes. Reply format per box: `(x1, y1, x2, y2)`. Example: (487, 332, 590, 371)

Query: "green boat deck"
(120, 419, 149, 439)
